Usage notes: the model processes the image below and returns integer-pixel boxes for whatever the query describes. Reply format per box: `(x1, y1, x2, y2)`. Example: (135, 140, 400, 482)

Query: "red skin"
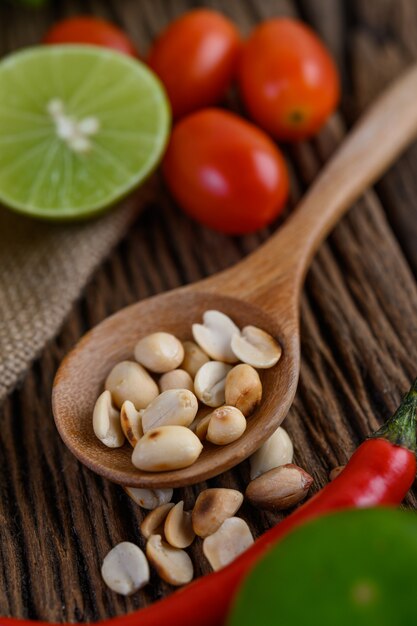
(162, 108, 289, 234)
(2, 438, 414, 626)
(148, 9, 242, 119)
(238, 18, 340, 140)
(43, 17, 138, 57)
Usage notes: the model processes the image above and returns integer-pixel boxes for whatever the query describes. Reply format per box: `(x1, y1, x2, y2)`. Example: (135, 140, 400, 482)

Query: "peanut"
(225, 364, 262, 416)
(249, 426, 293, 480)
(146, 534, 193, 586)
(164, 500, 195, 548)
(203, 517, 254, 571)
(192, 488, 243, 538)
(132, 425, 203, 472)
(246, 464, 313, 511)
(124, 486, 173, 510)
(141, 388, 198, 433)
(93, 390, 124, 448)
(194, 361, 232, 407)
(105, 361, 159, 409)
(134, 332, 184, 373)
(181, 340, 210, 378)
(206, 406, 246, 445)
(120, 401, 143, 447)
(159, 369, 194, 393)
(192, 310, 239, 363)
(231, 325, 282, 368)
(141, 503, 175, 539)
(101, 542, 149, 595)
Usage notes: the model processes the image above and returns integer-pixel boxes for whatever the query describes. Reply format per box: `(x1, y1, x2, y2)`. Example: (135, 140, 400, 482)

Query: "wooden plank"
(348, 2, 417, 274)
(0, 0, 416, 621)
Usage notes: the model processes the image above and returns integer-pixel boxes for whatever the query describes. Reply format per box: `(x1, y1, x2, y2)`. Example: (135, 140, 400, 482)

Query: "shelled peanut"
(96, 312, 316, 597)
(92, 310, 282, 474)
(102, 485, 252, 593)
(101, 427, 315, 596)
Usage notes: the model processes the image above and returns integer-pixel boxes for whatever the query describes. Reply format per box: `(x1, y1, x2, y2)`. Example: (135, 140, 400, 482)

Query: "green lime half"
(0, 45, 170, 219)
(228, 508, 417, 626)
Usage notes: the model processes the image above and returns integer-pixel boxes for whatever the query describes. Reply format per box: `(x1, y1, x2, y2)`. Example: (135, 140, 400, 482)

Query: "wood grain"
(0, 0, 417, 622)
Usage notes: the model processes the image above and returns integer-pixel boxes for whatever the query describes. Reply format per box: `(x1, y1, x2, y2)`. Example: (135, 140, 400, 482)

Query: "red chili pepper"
(1, 379, 416, 626)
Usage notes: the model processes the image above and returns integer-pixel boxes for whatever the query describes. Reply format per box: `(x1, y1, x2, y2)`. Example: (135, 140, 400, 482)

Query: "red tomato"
(163, 109, 289, 234)
(238, 18, 340, 140)
(43, 16, 138, 57)
(148, 9, 241, 119)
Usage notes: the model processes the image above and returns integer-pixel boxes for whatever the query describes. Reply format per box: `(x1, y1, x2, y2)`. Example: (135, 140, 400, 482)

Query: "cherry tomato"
(43, 16, 138, 57)
(148, 9, 241, 119)
(163, 109, 289, 234)
(238, 18, 340, 141)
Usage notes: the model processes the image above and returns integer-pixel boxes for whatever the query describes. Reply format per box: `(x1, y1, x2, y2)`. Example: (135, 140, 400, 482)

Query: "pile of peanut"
(94, 309, 317, 596)
(101, 426, 315, 595)
(92, 310, 282, 471)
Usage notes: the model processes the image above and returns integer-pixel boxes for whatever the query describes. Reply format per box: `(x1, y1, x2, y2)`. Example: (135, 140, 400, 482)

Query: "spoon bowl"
(52, 288, 300, 487)
(53, 65, 417, 487)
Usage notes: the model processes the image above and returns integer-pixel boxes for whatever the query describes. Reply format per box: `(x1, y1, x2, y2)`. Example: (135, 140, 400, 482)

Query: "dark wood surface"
(1, 0, 417, 622)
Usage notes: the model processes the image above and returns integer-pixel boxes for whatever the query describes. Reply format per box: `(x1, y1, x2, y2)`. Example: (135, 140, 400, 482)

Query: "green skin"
(228, 508, 417, 626)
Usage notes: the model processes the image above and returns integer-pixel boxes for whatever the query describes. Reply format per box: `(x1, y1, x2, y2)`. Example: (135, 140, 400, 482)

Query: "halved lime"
(0, 45, 171, 219)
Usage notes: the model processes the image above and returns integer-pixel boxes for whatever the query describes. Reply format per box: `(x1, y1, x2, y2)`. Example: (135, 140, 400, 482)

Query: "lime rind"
(228, 509, 417, 626)
(0, 45, 171, 219)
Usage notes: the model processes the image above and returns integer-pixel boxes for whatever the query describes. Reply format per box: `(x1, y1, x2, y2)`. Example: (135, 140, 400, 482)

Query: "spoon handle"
(221, 63, 417, 301)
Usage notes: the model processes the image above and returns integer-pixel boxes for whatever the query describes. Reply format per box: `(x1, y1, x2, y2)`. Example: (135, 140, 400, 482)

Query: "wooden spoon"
(53, 65, 417, 488)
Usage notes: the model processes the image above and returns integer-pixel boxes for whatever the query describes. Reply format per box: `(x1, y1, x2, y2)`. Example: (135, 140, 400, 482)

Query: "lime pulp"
(0, 45, 171, 219)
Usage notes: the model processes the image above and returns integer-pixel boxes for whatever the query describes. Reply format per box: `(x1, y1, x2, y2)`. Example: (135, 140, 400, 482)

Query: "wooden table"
(1, 0, 417, 621)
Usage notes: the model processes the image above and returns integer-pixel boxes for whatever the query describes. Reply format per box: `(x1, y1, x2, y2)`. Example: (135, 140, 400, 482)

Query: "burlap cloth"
(0, 187, 150, 403)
